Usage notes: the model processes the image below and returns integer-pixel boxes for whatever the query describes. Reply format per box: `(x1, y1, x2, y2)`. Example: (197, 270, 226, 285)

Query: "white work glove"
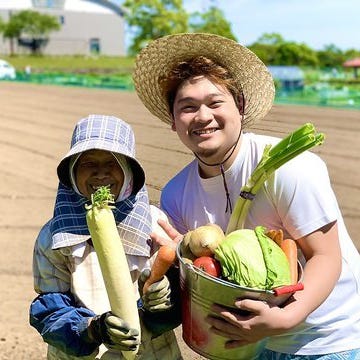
(88, 312, 140, 351)
(138, 269, 173, 312)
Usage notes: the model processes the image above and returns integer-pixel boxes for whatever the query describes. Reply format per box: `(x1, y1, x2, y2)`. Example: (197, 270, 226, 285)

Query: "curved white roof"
(0, 0, 32, 9)
(0, 0, 120, 14)
(66, 0, 112, 13)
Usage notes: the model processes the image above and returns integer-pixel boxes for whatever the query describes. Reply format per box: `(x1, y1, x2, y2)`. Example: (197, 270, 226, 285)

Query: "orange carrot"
(281, 238, 298, 284)
(266, 229, 283, 247)
(143, 245, 177, 293)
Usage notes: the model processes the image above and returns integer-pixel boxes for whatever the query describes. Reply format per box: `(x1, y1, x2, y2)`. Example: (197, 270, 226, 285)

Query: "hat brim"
(133, 33, 275, 126)
(57, 140, 145, 195)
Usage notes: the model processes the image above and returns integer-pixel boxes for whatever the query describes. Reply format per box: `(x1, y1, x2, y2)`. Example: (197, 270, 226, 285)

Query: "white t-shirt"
(161, 132, 360, 355)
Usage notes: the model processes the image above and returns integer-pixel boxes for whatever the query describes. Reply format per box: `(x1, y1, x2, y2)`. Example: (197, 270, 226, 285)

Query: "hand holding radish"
(89, 312, 140, 352)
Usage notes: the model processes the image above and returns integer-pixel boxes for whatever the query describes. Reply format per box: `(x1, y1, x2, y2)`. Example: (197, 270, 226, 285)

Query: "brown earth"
(0, 82, 359, 360)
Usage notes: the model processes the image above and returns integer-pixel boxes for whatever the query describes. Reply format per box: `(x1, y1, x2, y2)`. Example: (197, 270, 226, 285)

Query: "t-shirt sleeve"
(160, 179, 188, 234)
(270, 151, 339, 239)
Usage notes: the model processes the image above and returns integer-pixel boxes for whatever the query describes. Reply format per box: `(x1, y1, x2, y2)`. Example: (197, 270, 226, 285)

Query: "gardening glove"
(138, 269, 172, 312)
(88, 312, 140, 351)
(140, 267, 182, 336)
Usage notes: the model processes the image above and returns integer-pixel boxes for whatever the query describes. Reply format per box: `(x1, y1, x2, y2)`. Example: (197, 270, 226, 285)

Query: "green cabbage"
(214, 226, 291, 290)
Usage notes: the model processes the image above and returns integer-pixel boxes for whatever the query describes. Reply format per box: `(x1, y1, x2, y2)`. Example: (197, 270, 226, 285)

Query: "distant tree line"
(122, 0, 360, 68)
(247, 33, 360, 69)
(121, 0, 236, 55)
(1, 2, 359, 70)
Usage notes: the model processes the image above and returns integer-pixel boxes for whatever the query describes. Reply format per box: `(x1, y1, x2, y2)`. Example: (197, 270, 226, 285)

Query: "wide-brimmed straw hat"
(133, 33, 275, 126)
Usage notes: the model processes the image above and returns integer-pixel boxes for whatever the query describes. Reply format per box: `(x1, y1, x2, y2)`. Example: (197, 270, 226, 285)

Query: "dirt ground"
(0, 82, 359, 359)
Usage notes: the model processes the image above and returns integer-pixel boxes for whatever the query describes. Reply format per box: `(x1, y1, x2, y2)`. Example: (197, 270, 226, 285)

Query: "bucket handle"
(272, 282, 304, 296)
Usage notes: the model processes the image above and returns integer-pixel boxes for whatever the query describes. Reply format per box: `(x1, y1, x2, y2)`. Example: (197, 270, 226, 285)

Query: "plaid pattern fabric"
(33, 115, 181, 358)
(51, 114, 152, 256)
(33, 208, 183, 359)
(70, 115, 135, 153)
(57, 115, 145, 191)
(51, 183, 152, 256)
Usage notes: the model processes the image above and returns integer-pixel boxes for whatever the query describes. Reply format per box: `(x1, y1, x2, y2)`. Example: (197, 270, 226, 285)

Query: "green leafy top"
(226, 123, 325, 233)
(85, 185, 115, 210)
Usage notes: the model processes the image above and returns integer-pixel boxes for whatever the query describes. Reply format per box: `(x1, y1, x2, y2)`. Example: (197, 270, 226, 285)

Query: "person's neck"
(197, 136, 242, 179)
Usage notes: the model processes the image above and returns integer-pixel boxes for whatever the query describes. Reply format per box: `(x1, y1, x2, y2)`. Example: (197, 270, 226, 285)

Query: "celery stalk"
(226, 123, 325, 234)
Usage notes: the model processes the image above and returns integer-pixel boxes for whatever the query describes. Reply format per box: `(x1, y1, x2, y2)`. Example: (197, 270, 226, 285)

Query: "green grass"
(2, 54, 135, 74)
(2, 55, 360, 109)
(15, 71, 134, 90)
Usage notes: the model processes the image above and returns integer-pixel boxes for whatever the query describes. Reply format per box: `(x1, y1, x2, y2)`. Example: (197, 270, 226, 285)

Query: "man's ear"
(238, 94, 245, 115)
(171, 118, 176, 131)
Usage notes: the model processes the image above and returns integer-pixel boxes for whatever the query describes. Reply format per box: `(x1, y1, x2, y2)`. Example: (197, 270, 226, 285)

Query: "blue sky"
(112, 0, 360, 51)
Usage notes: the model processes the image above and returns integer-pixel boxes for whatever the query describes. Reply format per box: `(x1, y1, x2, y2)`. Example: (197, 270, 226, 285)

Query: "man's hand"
(88, 312, 140, 351)
(138, 269, 172, 312)
(150, 219, 183, 249)
(205, 300, 288, 348)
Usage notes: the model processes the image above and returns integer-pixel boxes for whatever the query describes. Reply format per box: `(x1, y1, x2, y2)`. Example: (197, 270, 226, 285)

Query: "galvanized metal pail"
(176, 240, 303, 360)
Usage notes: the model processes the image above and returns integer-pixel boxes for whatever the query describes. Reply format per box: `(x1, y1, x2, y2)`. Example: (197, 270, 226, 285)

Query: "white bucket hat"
(57, 114, 145, 195)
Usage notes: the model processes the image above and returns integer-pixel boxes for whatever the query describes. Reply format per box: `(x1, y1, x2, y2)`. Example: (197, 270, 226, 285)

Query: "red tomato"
(193, 256, 221, 277)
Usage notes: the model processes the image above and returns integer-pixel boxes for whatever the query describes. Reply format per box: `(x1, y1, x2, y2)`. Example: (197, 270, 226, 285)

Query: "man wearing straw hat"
(133, 33, 360, 359)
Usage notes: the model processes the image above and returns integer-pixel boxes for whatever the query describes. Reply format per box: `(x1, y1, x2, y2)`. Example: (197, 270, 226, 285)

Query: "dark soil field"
(0, 82, 359, 359)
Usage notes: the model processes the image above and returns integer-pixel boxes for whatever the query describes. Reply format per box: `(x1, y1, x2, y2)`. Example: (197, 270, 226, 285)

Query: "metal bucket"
(176, 240, 303, 360)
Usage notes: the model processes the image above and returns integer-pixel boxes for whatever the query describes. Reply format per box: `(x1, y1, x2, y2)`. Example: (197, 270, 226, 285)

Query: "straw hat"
(133, 33, 275, 126)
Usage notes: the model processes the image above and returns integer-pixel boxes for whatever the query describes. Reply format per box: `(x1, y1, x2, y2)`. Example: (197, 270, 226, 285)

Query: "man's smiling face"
(172, 75, 242, 164)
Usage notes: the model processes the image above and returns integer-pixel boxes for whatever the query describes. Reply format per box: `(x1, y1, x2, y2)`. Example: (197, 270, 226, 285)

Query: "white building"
(0, 0, 126, 56)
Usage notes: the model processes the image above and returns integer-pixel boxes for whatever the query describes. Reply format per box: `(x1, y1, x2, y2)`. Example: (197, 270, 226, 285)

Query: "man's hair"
(159, 56, 243, 117)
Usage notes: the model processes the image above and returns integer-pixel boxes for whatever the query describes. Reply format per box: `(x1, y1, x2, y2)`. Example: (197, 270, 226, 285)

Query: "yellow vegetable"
(185, 223, 225, 257)
(86, 186, 140, 359)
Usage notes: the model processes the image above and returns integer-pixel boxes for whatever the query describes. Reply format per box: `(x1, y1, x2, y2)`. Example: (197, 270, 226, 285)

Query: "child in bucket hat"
(29, 115, 182, 359)
(133, 33, 360, 359)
